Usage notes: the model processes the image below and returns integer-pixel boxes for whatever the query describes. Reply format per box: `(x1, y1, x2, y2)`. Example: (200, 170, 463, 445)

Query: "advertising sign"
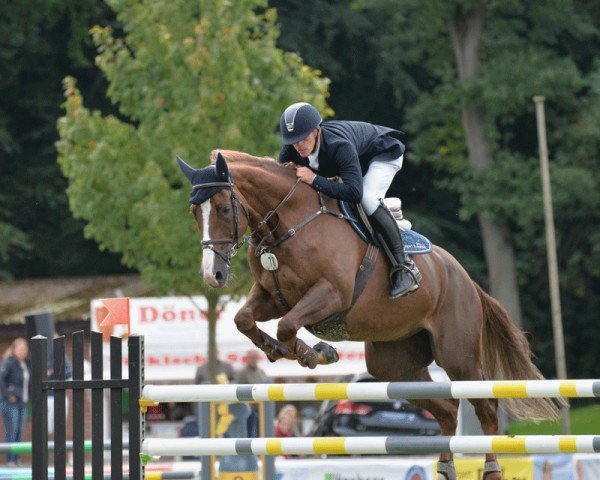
(91, 296, 368, 380)
(454, 457, 532, 480)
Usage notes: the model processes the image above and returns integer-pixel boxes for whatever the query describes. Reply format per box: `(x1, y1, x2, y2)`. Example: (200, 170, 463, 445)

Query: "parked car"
(309, 373, 441, 437)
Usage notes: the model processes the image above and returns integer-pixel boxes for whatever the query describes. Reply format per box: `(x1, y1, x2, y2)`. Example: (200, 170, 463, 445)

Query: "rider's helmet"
(280, 102, 323, 145)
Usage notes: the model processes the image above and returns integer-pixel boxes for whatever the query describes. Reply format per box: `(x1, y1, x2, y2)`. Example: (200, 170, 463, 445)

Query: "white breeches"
(361, 154, 403, 215)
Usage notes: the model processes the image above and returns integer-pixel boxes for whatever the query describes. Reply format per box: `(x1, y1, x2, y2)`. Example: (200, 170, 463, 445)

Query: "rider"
(277, 102, 421, 298)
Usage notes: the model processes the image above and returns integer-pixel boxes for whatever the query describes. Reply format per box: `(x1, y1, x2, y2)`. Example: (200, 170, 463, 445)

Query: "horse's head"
(177, 152, 249, 287)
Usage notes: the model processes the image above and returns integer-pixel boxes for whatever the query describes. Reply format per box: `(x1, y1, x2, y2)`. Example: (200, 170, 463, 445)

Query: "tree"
(352, 0, 599, 377)
(57, 0, 329, 291)
(0, 0, 124, 280)
(57, 0, 329, 379)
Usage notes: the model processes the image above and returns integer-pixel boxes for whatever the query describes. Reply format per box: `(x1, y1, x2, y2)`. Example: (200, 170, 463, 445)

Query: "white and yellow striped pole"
(142, 435, 600, 458)
(141, 379, 600, 404)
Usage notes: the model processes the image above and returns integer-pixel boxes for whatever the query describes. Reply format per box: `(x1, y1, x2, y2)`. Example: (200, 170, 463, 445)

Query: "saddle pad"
(339, 201, 433, 255)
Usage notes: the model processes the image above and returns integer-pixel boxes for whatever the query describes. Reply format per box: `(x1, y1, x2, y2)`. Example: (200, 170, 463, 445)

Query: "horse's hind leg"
(365, 335, 459, 480)
(430, 312, 502, 480)
(403, 370, 460, 480)
(469, 397, 502, 480)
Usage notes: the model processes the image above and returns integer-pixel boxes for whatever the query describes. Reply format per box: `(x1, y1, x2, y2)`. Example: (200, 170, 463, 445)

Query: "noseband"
(192, 181, 250, 265)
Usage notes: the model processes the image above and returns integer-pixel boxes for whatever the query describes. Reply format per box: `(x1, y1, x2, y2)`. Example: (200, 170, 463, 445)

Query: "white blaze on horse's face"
(200, 200, 218, 286)
(199, 199, 230, 288)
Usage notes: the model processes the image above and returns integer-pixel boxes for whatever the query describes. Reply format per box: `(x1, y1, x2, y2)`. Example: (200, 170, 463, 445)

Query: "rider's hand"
(296, 166, 316, 185)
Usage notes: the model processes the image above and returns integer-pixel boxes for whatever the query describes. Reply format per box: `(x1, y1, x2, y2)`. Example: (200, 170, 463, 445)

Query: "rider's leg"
(362, 156, 421, 298)
(369, 203, 421, 297)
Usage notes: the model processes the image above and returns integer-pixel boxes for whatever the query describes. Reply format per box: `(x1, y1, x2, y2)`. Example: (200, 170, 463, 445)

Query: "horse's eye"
(217, 205, 232, 218)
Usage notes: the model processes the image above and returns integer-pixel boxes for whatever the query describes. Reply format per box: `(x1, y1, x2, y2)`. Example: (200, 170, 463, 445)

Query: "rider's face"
(293, 128, 320, 158)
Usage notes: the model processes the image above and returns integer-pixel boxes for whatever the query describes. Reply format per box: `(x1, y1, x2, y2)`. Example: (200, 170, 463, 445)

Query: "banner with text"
(91, 296, 367, 380)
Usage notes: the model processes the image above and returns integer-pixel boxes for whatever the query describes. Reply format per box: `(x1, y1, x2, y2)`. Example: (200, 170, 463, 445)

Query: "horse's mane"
(210, 149, 285, 173)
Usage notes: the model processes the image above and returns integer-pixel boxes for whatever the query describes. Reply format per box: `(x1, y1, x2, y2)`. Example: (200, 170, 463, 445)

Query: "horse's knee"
(277, 319, 297, 343)
(234, 308, 254, 333)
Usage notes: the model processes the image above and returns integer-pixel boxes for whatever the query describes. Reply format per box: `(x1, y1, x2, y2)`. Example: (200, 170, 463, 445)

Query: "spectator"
(194, 349, 236, 384)
(274, 404, 300, 459)
(0, 338, 31, 466)
(274, 404, 300, 438)
(235, 350, 269, 384)
(235, 350, 270, 437)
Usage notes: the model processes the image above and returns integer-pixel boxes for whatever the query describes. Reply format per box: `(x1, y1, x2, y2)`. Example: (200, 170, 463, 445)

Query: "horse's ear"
(176, 156, 197, 184)
(215, 151, 229, 181)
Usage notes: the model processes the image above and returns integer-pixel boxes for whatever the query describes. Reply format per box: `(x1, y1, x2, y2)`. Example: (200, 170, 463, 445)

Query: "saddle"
(339, 198, 432, 255)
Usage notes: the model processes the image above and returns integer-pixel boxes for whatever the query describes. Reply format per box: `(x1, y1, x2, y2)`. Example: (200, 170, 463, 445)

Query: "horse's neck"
(232, 164, 317, 229)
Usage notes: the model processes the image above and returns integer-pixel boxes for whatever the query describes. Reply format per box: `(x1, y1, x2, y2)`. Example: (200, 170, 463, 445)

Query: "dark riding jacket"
(277, 120, 405, 204)
(0, 356, 31, 403)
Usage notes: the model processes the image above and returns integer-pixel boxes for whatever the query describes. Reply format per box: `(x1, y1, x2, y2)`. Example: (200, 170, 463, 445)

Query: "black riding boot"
(369, 204, 422, 298)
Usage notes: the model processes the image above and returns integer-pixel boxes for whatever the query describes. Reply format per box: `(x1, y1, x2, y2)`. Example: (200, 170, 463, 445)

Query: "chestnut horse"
(178, 150, 559, 480)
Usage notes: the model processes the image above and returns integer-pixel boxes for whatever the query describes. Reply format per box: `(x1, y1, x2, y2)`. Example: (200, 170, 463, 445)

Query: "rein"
(194, 177, 356, 264)
(248, 179, 357, 258)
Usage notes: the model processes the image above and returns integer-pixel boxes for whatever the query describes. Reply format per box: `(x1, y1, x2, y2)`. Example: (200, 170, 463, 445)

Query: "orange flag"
(98, 297, 130, 336)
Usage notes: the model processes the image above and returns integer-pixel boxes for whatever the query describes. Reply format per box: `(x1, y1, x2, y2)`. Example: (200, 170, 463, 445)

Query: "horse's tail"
(474, 282, 564, 422)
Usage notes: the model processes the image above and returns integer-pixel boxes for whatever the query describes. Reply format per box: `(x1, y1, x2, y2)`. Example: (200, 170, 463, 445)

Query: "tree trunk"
(449, 5, 523, 327)
(206, 290, 219, 383)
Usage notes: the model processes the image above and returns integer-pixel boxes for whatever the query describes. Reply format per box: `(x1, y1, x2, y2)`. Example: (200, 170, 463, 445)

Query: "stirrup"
(389, 267, 420, 299)
(406, 258, 422, 283)
(390, 260, 422, 285)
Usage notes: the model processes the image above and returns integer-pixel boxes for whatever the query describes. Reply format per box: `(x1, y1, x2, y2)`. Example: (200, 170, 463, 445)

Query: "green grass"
(507, 404, 600, 435)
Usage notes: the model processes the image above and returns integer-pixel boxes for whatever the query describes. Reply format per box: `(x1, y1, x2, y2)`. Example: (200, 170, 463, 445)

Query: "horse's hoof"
(313, 342, 339, 364)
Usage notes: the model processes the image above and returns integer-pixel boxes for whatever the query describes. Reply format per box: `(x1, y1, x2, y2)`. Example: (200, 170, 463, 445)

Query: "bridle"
(192, 175, 355, 266)
(192, 180, 250, 265)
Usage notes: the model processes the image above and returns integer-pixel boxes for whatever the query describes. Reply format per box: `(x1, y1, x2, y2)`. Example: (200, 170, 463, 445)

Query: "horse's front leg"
(277, 278, 344, 369)
(234, 283, 295, 362)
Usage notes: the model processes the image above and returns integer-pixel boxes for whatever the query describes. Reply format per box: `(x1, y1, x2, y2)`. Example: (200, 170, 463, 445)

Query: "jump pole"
(0, 473, 194, 480)
(141, 379, 600, 404)
(0, 441, 129, 454)
(142, 435, 600, 458)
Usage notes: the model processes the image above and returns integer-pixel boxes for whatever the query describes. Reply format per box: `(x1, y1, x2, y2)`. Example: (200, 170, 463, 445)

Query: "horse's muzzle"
(201, 256, 230, 288)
